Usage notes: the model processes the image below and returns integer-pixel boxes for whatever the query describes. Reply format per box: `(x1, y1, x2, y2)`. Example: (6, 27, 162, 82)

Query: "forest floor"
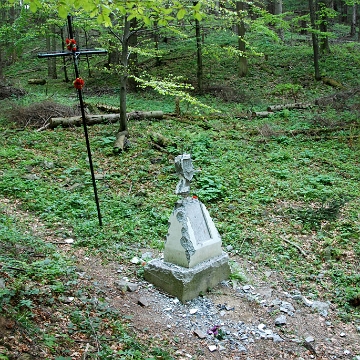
(1, 197, 359, 360)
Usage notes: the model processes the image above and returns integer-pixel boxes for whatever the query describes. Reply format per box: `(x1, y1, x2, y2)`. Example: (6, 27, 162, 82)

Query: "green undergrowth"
(1, 26, 360, 357)
(0, 208, 174, 359)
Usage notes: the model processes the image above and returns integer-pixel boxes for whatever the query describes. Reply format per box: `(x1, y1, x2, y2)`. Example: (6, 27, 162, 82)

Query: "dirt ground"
(75, 251, 360, 360)
(1, 197, 360, 359)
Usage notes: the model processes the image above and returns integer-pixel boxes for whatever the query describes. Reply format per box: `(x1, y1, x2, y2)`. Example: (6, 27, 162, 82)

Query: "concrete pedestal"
(144, 252, 230, 303)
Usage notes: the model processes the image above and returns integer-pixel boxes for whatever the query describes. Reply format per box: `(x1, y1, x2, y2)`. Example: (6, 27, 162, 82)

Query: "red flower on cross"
(73, 77, 85, 90)
(66, 38, 77, 52)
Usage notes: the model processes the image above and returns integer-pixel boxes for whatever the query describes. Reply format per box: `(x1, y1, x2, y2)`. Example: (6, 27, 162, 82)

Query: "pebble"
(258, 324, 266, 331)
(208, 345, 217, 352)
(243, 285, 251, 292)
(130, 256, 140, 264)
(137, 297, 149, 307)
(273, 334, 284, 342)
(271, 298, 282, 306)
(141, 252, 153, 260)
(280, 301, 295, 315)
(189, 308, 198, 315)
(311, 300, 329, 317)
(194, 329, 207, 339)
(275, 315, 287, 326)
(226, 245, 233, 251)
(114, 280, 139, 292)
(357, 326, 360, 332)
(64, 238, 74, 244)
(344, 350, 351, 355)
(305, 336, 315, 343)
(62, 296, 74, 303)
(339, 332, 346, 337)
(302, 296, 313, 307)
(0, 278, 5, 289)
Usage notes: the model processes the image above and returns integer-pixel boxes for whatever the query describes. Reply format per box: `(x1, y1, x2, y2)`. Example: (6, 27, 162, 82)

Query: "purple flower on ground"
(208, 325, 220, 337)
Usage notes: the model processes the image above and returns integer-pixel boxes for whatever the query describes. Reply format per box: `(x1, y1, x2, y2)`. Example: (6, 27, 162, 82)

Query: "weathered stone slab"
(144, 252, 231, 302)
(164, 197, 223, 268)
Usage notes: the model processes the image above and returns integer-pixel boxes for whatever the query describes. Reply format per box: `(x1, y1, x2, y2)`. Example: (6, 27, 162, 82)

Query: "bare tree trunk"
(274, 0, 284, 41)
(319, 1, 331, 54)
(350, 4, 356, 37)
(128, 18, 138, 92)
(47, 24, 57, 79)
(309, 0, 321, 80)
(59, 27, 69, 82)
(237, 2, 248, 77)
(194, 1, 203, 93)
(119, 17, 130, 134)
(154, 21, 161, 66)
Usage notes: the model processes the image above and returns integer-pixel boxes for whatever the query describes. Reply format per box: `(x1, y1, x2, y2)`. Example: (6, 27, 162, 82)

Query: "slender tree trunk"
(47, 24, 57, 79)
(350, 4, 356, 37)
(154, 21, 161, 66)
(194, 1, 203, 93)
(274, 0, 284, 41)
(128, 18, 138, 91)
(319, 1, 331, 54)
(60, 27, 69, 82)
(237, 2, 248, 77)
(309, 0, 321, 80)
(119, 16, 130, 133)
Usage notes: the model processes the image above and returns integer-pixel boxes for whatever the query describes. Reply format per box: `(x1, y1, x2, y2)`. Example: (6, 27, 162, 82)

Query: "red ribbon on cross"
(73, 77, 85, 90)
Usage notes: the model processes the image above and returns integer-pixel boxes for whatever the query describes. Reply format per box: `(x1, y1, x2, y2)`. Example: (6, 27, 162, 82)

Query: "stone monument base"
(144, 252, 231, 303)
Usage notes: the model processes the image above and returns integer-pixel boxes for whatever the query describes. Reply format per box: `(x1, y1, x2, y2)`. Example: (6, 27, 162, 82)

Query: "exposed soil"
(1, 197, 360, 359)
(74, 252, 360, 360)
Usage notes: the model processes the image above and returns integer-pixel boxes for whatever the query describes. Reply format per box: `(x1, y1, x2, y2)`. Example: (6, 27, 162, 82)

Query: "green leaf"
(193, 11, 202, 21)
(177, 8, 186, 20)
(29, 1, 38, 12)
(58, 5, 68, 18)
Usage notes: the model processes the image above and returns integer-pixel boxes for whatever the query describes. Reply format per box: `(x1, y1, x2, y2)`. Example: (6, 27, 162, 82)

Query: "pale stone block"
(164, 197, 223, 268)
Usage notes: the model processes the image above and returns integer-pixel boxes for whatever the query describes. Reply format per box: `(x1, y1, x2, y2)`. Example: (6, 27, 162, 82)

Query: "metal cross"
(38, 15, 107, 227)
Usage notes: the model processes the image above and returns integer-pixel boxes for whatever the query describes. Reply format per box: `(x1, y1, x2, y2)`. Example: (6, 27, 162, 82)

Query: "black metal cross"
(38, 15, 107, 227)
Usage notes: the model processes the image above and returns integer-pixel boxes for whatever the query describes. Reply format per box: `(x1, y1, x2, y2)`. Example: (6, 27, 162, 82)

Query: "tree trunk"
(154, 21, 161, 66)
(274, 0, 284, 41)
(119, 16, 131, 134)
(319, 1, 331, 54)
(309, 0, 321, 80)
(267, 102, 312, 111)
(194, 1, 203, 94)
(237, 2, 248, 77)
(60, 27, 69, 82)
(128, 18, 138, 91)
(47, 24, 57, 79)
(350, 4, 356, 37)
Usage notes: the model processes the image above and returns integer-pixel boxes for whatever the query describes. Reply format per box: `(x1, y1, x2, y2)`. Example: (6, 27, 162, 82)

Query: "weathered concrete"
(164, 197, 223, 268)
(144, 252, 231, 303)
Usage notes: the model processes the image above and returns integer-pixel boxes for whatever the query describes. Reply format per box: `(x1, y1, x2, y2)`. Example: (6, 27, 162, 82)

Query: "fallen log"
(28, 78, 46, 85)
(128, 111, 163, 121)
(149, 132, 176, 149)
(113, 130, 129, 152)
(49, 111, 163, 128)
(96, 104, 120, 113)
(49, 114, 120, 128)
(267, 102, 312, 112)
(252, 111, 273, 118)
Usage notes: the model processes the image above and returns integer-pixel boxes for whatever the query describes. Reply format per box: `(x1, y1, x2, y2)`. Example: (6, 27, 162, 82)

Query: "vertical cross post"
(38, 15, 107, 227)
